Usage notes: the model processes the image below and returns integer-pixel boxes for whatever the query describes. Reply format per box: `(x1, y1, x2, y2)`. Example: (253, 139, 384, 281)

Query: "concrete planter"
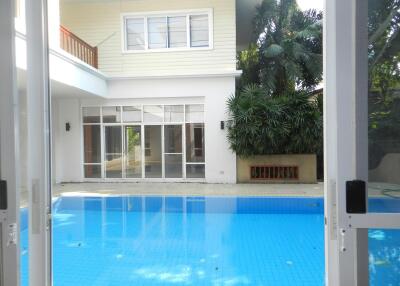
(237, 154, 317, 183)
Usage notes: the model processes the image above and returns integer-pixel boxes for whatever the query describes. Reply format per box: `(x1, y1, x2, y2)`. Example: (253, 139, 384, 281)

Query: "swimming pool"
(20, 196, 400, 285)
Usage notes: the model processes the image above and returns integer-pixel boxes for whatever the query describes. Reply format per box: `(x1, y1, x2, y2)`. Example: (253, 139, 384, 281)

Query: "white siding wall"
(53, 76, 236, 183)
(60, 0, 237, 77)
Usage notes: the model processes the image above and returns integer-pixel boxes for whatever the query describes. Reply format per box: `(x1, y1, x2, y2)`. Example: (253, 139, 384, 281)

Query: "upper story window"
(122, 9, 213, 52)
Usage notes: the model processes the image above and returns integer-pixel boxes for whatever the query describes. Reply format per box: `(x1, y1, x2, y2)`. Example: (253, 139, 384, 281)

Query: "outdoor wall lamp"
(66, 122, 71, 132)
(220, 121, 225, 130)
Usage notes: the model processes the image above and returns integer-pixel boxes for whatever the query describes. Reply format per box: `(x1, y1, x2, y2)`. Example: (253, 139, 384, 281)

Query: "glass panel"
(185, 104, 204, 122)
(122, 106, 141, 123)
(83, 107, 100, 123)
(126, 18, 145, 50)
(84, 165, 102, 178)
(125, 126, 142, 178)
(168, 16, 187, 48)
(186, 123, 205, 162)
(148, 17, 167, 49)
(190, 14, 209, 47)
(367, 0, 400, 212)
(145, 125, 162, 178)
(165, 154, 183, 178)
(164, 125, 182, 153)
(83, 125, 101, 164)
(369, 229, 400, 286)
(102, 106, 121, 123)
(104, 126, 122, 178)
(186, 164, 205, 178)
(143, 105, 163, 122)
(164, 105, 184, 122)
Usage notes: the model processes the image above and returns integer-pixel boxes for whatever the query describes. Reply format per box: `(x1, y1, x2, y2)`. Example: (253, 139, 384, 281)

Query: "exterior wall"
(237, 154, 317, 184)
(53, 76, 236, 183)
(60, 0, 236, 77)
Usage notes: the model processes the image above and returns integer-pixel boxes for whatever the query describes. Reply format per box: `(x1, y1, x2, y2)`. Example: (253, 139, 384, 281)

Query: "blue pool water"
(20, 196, 400, 285)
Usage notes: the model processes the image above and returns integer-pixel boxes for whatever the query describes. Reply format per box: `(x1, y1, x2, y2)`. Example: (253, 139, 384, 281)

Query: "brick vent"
(250, 166, 299, 180)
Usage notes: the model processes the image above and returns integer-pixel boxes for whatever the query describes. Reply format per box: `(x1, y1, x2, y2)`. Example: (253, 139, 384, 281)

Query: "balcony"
(60, 25, 98, 69)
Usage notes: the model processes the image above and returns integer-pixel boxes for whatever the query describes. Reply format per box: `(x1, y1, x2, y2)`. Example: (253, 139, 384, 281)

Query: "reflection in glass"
(168, 16, 187, 48)
(126, 18, 145, 50)
(103, 106, 121, 123)
(186, 164, 205, 178)
(83, 125, 101, 163)
(185, 104, 204, 122)
(143, 105, 163, 122)
(164, 125, 182, 153)
(105, 126, 122, 178)
(123, 106, 141, 123)
(83, 107, 100, 123)
(148, 17, 167, 49)
(164, 105, 184, 122)
(145, 125, 162, 178)
(165, 154, 182, 178)
(367, 0, 400, 211)
(186, 123, 205, 162)
(84, 165, 101, 178)
(190, 15, 209, 47)
(125, 126, 142, 178)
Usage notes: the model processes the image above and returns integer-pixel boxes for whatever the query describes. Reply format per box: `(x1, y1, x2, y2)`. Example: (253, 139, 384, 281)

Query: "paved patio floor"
(53, 182, 324, 198)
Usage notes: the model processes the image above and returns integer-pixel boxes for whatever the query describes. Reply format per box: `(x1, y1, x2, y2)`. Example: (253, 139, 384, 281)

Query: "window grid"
(123, 10, 211, 52)
(81, 104, 205, 180)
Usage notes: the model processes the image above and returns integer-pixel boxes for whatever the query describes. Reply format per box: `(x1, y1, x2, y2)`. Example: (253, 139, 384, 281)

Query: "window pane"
(105, 126, 122, 178)
(126, 18, 145, 50)
(186, 123, 205, 162)
(164, 105, 184, 122)
(164, 125, 182, 153)
(125, 126, 142, 178)
(143, 105, 163, 122)
(84, 165, 101, 178)
(83, 107, 100, 123)
(168, 16, 187, 48)
(102, 106, 121, 123)
(123, 106, 142, 123)
(186, 164, 205, 178)
(145, 125, 162, 178)
(185, 104, 204, 122)
(148, 17, 167, 49)
(165, 154, 182, 178)
(190, 14, 209, 47)
(83, 125, 101, 163)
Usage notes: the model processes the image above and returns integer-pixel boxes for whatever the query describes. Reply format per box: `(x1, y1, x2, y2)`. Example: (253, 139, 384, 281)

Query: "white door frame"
(25, 0, 53, 285)
(324, 0, 400, 285)
(0, 1, 21, 285)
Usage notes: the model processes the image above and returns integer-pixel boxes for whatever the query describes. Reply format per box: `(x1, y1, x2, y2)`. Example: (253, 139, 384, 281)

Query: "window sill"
(121, 46, 214, 54)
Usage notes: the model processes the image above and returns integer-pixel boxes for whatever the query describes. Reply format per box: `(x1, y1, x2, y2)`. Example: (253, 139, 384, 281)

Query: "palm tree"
(241, 0, 322, 96)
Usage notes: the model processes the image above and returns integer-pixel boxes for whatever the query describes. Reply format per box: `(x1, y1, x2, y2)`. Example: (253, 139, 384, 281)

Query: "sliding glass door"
(144, 125, 162, 178)
(164, 125, 183, 178)
(104, 126, 123, 178)
(125, 126, 142, 178)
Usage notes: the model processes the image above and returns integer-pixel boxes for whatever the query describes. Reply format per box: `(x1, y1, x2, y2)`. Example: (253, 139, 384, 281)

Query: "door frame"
(0, 1, 21, 285)
(324, 0, 400, 285)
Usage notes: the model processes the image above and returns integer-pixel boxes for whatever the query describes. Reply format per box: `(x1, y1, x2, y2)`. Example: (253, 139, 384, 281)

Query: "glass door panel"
(164, 125, 183, 178)
(104, 126, 123, 178)
(367, 0, 400, 213)
(144, 126, 162, 178)
(125, 126, 142, 178)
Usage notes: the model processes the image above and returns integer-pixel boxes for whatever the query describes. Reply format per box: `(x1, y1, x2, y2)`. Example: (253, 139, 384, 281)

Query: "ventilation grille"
(250, 166, 299, 180)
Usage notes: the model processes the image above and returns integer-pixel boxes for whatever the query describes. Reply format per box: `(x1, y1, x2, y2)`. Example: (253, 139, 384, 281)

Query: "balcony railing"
(60, 25, 98, 69)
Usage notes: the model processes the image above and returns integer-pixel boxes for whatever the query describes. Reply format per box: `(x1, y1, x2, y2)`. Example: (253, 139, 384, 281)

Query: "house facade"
(14, 0, 247, 184)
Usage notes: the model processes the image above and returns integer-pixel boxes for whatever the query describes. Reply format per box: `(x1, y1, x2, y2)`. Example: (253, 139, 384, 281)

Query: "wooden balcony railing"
(60, 25, 98, 69)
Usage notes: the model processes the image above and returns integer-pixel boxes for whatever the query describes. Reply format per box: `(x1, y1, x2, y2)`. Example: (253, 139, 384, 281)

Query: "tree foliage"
(238, 0, 323, 94)
(227, 85, 322, 157)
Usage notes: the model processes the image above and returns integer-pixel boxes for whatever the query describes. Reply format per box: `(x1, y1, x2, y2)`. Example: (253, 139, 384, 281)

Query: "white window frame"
(80, 104, 205, 182)
(121, 9, 213, 53)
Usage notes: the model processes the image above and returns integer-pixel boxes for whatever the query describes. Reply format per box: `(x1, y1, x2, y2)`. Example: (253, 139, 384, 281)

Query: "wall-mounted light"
(220, 121, 225, 130)
(66, 122, 71, 132)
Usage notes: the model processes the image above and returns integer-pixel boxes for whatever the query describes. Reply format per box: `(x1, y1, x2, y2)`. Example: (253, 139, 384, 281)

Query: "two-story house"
(16, 0, 259, 184)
